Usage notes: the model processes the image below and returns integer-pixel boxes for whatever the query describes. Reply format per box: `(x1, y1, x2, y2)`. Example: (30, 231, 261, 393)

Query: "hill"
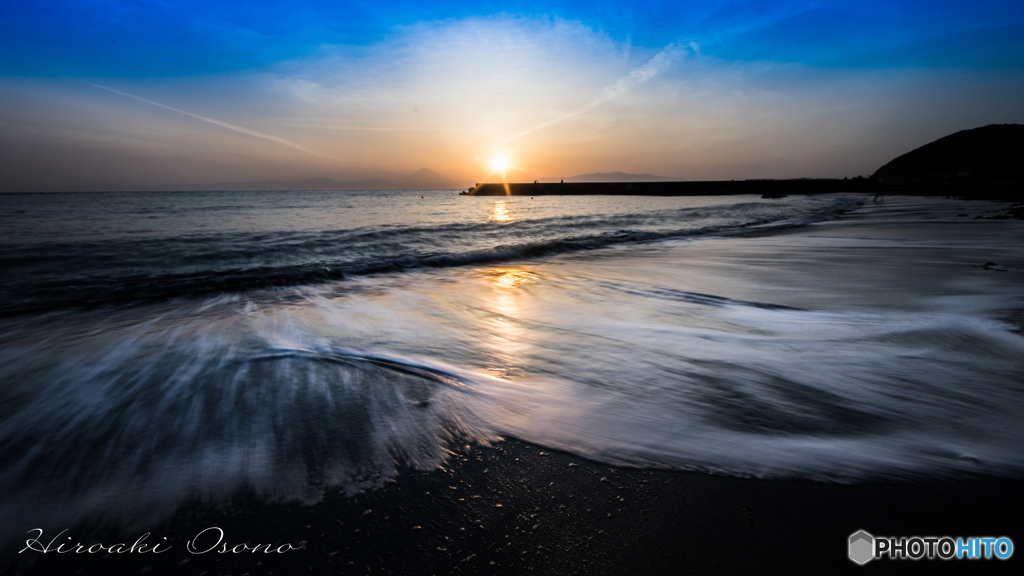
(392, 168, 461, 189)
(873, 124, 1024, 181)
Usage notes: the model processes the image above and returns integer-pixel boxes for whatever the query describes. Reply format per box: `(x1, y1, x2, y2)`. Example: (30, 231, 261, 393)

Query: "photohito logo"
(849, 530, 1014, 564)
(849, 531, 874, 565)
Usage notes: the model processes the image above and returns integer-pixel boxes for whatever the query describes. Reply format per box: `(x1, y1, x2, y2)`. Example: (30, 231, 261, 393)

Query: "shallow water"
(1, 190, 1022, 545)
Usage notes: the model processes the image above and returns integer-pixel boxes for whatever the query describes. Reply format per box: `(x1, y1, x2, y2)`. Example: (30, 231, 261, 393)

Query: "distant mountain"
(222, 177, 386, 190)
(393, 168, 461, 189)
(198, 169, 463, 191)
(546, 172, 682, 183)
(873, 124, 1024, 181)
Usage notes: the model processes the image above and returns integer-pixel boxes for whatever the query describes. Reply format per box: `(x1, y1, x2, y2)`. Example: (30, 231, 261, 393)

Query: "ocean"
(1, 189, 1022, 547)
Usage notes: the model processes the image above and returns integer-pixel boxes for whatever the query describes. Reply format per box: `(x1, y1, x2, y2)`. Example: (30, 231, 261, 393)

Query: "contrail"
(87, 83, 322, 157)
(497, 1, 819, 147)
(498, 43, 685, 145)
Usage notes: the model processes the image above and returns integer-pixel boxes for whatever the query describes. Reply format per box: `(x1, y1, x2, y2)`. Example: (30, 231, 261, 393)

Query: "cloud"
(9, 8, 1012, 190)
(498, 42, 687, 145)
(269, 16, 643, 136)
(252, 13, 1024, 181)
(86, 82, 322, 157)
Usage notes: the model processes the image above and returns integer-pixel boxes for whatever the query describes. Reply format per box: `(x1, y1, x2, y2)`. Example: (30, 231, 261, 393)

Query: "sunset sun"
(490, 155, 510, 172)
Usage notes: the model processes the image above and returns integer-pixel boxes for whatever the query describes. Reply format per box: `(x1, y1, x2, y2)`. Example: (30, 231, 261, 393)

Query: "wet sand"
(7, 438, 1023, 575)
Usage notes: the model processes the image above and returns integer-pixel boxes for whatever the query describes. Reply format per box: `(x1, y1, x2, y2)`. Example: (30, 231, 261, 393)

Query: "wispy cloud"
(498, 43, 686, 145)
(493, 3, 824, 146)
(87, 82, 322, 157)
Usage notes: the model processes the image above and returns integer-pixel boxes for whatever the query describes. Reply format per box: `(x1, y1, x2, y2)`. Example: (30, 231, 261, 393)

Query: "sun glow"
(490, 155, 510, 172)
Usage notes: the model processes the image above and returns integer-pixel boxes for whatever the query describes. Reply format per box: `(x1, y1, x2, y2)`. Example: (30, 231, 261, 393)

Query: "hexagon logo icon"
(849, 530, 875, 565)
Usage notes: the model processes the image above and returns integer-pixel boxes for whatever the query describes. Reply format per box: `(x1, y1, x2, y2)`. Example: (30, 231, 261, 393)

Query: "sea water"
(1, 189, 1022, 544)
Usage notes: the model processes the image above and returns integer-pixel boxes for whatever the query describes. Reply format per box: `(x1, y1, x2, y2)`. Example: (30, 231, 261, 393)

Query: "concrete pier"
(465, 179, 884, 196)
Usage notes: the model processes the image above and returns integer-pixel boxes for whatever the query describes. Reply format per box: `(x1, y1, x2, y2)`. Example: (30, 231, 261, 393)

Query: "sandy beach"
(4, 194, 1022, 575)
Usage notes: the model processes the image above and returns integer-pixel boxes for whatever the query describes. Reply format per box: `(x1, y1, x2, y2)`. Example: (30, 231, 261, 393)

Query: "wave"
(0, 337, 495, 550)
(0, 196, 861, 316)
(2, 286, 1021, 551)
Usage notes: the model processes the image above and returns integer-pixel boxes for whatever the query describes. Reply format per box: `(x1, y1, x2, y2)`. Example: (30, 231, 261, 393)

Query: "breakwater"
(466, 178, 883, 196)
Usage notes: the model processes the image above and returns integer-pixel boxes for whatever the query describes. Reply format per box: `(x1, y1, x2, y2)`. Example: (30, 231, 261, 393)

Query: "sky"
(1, 1, 1023, 190)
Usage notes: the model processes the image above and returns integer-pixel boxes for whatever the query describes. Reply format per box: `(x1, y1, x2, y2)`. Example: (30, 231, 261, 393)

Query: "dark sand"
(6, 438, 1022, 575)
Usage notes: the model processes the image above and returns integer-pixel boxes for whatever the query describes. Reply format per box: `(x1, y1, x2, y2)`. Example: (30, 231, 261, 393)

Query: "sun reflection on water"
(480, 267, 537, 380)
(490, 268, 534, 290)
(489, 200, 511, 222)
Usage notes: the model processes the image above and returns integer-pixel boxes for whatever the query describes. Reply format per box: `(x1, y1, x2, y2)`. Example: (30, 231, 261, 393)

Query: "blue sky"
(2, 1, 1023, 189)
(5, 1, 1023, 75)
